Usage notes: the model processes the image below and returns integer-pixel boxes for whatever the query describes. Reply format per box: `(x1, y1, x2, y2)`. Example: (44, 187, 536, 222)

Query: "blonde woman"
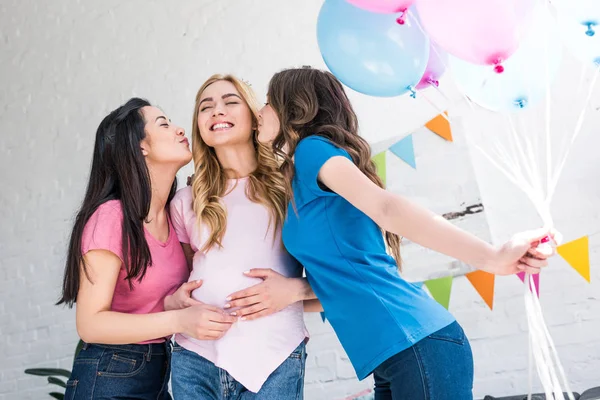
(167, 75, 313, 399)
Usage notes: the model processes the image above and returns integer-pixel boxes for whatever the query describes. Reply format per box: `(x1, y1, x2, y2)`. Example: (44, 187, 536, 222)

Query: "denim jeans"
(64, 341, 172, 400)
(373, 321, 474, 400)
(171, 341, 306, 400)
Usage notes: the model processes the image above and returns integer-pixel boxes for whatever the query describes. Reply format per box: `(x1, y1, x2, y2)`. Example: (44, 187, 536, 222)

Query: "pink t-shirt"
(81, 200, 189, 344)
(170, 180, 308, 393)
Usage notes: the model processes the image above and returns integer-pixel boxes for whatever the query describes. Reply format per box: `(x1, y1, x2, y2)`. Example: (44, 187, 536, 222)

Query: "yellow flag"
(557, 236, 590, 282)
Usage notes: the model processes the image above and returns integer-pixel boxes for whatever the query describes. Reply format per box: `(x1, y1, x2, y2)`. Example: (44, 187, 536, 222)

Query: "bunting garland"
(424, 276, 453, 310)
(370, 112, 452, 174)
(557, 236, 590, 282)
(466, 270, 495, 310)
(425, 111, 453, 142)
(389, 134, 416, 169)
(355, 113, 593, 315)
(517, 271, 541, 297)
(372, 151, 387, 186)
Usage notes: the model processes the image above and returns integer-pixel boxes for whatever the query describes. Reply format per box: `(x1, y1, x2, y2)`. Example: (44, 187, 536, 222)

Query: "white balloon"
(552, 0, 600, 27)
(557, 7, 600, 65)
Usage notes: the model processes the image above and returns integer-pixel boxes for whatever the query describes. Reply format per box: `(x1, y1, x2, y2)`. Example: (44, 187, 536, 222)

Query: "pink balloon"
(346, 0, 414, 14)
(416, 0, 537, 66)
(415, 43, 448, 90)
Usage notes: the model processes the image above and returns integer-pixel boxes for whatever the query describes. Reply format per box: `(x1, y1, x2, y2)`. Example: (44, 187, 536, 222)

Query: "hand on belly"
(190, 272, 262, 309)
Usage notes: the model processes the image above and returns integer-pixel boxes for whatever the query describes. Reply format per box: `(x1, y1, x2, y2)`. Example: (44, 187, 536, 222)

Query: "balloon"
(416, 0, 537, 67)
(346, 0, 414, 14)
(317, 0, 429, 97)
(449, 6, 562, 111)
(415, 43, 448, 90)
(552, 0, 600, 32)
(555, 1, 600, 66)
(559, 17, 600, 66)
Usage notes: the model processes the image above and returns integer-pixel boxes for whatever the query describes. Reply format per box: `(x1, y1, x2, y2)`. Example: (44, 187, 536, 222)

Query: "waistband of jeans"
(83, 341, 172, 356)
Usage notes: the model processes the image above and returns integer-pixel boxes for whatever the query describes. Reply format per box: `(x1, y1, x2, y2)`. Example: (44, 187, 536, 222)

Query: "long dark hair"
(58, 98, 177, 306)
(267, 67, 402, 269)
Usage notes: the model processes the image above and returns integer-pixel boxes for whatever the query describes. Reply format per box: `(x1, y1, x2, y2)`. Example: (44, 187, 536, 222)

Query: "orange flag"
(425, 112, 453, 142)
(557, 236, 590, 282)
(466, 270, 495, 310)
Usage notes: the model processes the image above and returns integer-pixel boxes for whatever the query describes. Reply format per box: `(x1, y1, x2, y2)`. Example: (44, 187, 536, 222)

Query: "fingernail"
(224, 304, 231, 309)
(225, 296, 232, 301)
(230, 312, 237, 316)
(240, 317, 246, 321)
(243, 270, 250, 274)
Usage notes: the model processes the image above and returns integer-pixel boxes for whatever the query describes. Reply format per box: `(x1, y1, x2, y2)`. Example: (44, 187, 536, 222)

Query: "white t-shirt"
(169, 179, 308, 393)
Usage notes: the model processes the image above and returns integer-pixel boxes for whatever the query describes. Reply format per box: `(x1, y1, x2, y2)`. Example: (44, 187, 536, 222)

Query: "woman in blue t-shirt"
(254, 67, 553, 400)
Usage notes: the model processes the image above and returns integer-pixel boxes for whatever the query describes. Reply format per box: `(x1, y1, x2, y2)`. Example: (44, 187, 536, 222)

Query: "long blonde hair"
(191, 74, 288, 252)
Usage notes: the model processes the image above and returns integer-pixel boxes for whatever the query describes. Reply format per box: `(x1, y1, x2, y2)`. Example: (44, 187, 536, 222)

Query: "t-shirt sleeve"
(169, 188, 191, 244)
(293, 136, 352, 197)
(81, 202, 124, 262)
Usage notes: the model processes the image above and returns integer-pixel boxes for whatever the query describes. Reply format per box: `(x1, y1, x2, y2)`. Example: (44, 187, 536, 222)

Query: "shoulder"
(82, 200, 125, 257)
(90, 200, 123, 224)
(171, 186, 192, 212)
(294, 135, 351, 169)
(172, 186, 193, 205)
(296, 135, 339, 154)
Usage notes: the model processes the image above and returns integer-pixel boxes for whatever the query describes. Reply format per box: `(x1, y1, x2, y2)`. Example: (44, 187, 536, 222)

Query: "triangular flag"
(425, 111, 453, 142)
(372, 151, 387, 186)
(557, 236, 590, 282)
(424, 276, 453, 310)
(517, 271, 540, 297)
(466, 270, 495, 310)
(389, 134, 416, 169)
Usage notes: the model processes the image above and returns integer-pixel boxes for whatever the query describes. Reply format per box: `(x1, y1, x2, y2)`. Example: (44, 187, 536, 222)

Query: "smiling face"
(195, 80, 254, 149)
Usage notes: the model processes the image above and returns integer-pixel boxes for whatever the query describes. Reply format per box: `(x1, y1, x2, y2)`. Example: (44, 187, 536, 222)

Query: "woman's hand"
(164, 280, 204, 311)
(175, 304, 237, 340)
(482, 228, 556, 276)
(224, 269, 310, 321)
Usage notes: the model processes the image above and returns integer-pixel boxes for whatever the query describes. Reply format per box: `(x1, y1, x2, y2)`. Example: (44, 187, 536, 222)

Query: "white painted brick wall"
(1, 1, 599, 399)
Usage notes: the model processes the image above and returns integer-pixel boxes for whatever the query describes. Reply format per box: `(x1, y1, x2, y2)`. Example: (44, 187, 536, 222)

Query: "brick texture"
(1, 1, 599, 399)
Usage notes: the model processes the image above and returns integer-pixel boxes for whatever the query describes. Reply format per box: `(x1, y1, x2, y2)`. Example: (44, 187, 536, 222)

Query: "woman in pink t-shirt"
(57, 98, 237, 399)
(167, 75, 318, 399)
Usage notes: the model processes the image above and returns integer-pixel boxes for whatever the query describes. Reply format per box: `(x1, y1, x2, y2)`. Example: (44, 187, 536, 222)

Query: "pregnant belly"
(189, 268, 262, 308)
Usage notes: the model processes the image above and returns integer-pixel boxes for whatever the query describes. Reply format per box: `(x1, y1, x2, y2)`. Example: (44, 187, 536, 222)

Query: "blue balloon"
(317, 0, 429, 97)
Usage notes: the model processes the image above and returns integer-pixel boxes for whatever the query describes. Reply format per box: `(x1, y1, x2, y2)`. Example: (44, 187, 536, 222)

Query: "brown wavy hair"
(191, 74, 287, 252)
(267, 67, 402, 269)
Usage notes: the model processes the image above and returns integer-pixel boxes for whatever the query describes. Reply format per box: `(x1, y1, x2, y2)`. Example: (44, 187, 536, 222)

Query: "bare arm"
(318, 156, 551, 275)
(76, 250, 236, 344)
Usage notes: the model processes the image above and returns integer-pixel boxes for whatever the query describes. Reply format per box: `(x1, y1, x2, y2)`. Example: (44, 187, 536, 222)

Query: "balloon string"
(543, 6, 553, 204)
(547, 66, 599, 203)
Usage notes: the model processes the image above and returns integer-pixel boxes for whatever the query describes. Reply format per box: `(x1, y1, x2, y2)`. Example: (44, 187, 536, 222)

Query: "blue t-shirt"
(282, 136, 456, 380)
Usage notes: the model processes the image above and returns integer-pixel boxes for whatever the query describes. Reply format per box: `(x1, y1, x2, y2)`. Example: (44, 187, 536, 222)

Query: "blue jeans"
(171, 341, 306, 400)
(373, 321, 474, 400)
(64, 342, 172, 400)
